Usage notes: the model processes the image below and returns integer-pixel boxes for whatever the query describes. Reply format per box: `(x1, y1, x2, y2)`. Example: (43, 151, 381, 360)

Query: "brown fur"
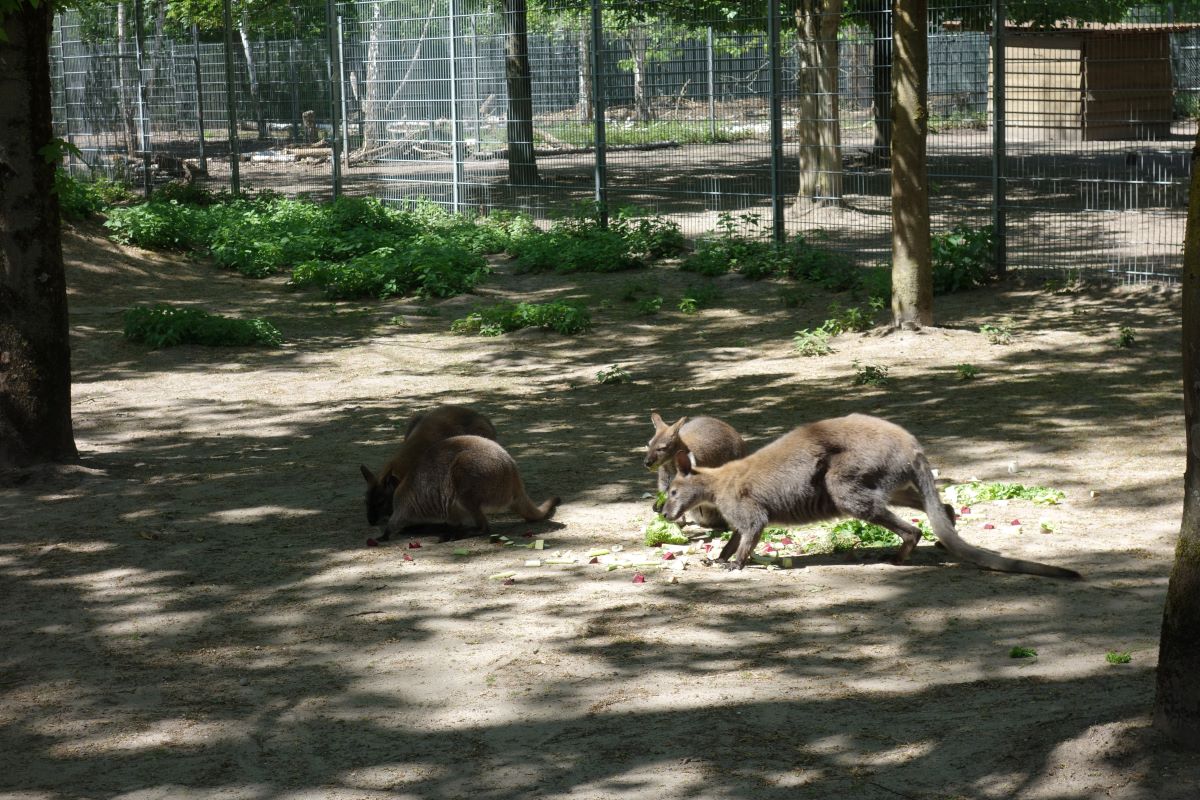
(377, 435, 559, 539)
(645, 412, 747, 528)
(360, 405, 497, 527)
(661, 413, 1081, 580)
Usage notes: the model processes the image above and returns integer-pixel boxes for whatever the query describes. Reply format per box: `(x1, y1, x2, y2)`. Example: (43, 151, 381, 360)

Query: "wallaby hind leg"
(888, 484, 955, 550)
(857, 506, 925, 564)
(728, 524, 767, 569)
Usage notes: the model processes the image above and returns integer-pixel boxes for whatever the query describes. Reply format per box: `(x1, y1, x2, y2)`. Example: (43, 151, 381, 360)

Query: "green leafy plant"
(1116, 326, 1136, 348)
(507, 203, 680, 273)
(636, 296, 664, 316)
(793, 327, 833, 357)
(596, 364, 631, 385)
(955, 363, 980, 381)
(678, 283, 719, 314)
(1009, 646, 1037, 659)
(450, 301, 590, 336)
(852, 361, 890, 387)
(946, 482, 1065, 506)
(932, 224, 994, 294)
(980, 321, 1014, 345)
(778, 286, 807, 308)
(643, 515, 689, 547)
(1105, 651, 1132, 665)
(54, 169, 133, 221)
(123, 304, 282, 348)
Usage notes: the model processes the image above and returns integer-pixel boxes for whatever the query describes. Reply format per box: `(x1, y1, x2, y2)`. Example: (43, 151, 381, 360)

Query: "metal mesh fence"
(50, 0, 1200, 282)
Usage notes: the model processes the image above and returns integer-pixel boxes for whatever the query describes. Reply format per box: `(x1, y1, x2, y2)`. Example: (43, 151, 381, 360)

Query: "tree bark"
(501, 0, 538, 186)
(794, 0, 844, 206)
(628, 26, 653, 122)
(0, 1, 79, 468)
(1153, 127, 1200, 751)
(868, 0, 892, 163)
(238, 12, 266, 140)
(890, 0, 932, 329)
(115, 1, 138, 159)
(578, 26, 593, 122)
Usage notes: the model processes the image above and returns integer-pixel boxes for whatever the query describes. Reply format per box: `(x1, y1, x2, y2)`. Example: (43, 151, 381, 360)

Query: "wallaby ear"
(674, 449, 693, 475)
(383, 473, 400, 492)
(650, 411, 665, 430)
(360, 464, 376, 484)
(668, 416, 688, 435)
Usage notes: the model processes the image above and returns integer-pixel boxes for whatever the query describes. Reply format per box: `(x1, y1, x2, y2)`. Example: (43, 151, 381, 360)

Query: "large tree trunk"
(794, 0, 844, 206)
(890, 0, 931, 329)
(115, 1, 138, 159)
(502, 0, 538, 186)
(1153, 127, 1200, 751)
(0, 1, 79, 468)
(238, 12, 266, 140)
(628, 26, 653, 122)
(867, 0, 892, 162)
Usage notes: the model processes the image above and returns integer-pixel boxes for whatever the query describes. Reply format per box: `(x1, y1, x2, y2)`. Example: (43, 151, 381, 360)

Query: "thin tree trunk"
(794, 0, 844, 205)
(1153, 127, 1200, 751)
(238, 12, 266, 140)
(890, 0, 931, 329)
(116, 1, 138, 158)
(0, 1, 79, 468)
(628, 26, 653, 122)
(578, 25, 593, 122)
(363, 0, 386, 151)
(868, 0, 892, 162)
(502, 0, 538, 186)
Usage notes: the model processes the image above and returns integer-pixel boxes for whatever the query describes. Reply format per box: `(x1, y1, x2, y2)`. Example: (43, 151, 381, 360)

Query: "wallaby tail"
(511, 482, 560, 522)
(913, 454, 1082, 581)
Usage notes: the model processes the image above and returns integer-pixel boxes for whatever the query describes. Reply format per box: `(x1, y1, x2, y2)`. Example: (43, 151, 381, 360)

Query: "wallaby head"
(645, 412, 689, 469)
(360, 464, 400, 526)
(661, 449, 712, 521)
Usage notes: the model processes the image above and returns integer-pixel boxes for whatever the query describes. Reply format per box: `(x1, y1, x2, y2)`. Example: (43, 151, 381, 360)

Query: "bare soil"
(1, 224, 1196, 799)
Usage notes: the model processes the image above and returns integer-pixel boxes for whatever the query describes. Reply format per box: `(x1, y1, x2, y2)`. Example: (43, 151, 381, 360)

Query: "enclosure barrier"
(51, 1, 1200, 282)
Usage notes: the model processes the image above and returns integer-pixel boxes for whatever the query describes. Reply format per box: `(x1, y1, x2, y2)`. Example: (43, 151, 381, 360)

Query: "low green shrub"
(450, 300, 590, 336)
(293, 240, 489, 300)
(55, 170, 134, 221)
(123, 303, 282, 348)
(932, 224, 995, 294)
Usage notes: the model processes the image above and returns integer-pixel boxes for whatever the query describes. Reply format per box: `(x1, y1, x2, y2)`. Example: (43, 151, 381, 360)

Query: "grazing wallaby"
(370, 434, 559, 539)
(645, 412, 747, 528)
(661, 413, 1082, 580)
(360, 405, 497, 527)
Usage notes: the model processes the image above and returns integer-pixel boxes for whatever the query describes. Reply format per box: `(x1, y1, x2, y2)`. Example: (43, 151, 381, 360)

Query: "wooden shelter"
(984, 22, 1200, 141)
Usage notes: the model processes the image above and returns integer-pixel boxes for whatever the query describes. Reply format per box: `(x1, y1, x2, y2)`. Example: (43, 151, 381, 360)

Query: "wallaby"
(367, 434, 559, 539)
(661, 413, 1082, 580)
(645, 412, 747, 528)
(360, 404, 497, 528)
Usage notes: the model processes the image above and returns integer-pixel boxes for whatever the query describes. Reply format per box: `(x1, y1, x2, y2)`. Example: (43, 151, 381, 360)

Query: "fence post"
(133, 0, 152, 196)
(326, 0, 343, 198)
(991, 0, 1007, 276)
(706, 26, 716, 140)
(289, 39, 300, 143)
(589, 0, 607, 226)
(221, 0, 241, 194)
(448, 0, 464, 214)
(767, 0, 785, 243)
(193, 25, 208, 173)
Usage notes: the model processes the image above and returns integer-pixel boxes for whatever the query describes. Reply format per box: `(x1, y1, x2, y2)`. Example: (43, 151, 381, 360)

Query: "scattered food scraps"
(408, 541, 422, 549)
(632, 573, 646, 584)
(366, 538, 379, 548)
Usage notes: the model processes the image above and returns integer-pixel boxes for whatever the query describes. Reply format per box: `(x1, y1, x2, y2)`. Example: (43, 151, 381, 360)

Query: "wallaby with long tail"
(645, 412, 747, 528)
(360, 404, 497, 527)
(362, 435, 559, 540)
(660, 413, 1081, 579)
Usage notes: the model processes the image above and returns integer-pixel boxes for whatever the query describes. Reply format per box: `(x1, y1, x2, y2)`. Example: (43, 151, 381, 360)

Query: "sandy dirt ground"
(1, 224, 1197, 800)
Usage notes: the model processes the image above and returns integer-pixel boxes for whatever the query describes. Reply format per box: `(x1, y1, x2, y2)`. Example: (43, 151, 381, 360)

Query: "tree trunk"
(363, 0, 387, 151)
(1153, 128, 1200, 751)
(0, 1, 79, 468)
(578, 25, 593, 122)
(794, 0, 844, 206)
(501, 0, 538, 186)
(868, 0, 892, 163)
(628, 26, 653, 122)
(115, 1, 138, 159)
(238, 13, 266, 140)
(890, 0, 931, 330)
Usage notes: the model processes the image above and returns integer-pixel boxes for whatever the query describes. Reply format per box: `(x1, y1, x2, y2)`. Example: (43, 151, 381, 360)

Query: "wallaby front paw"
(652, 499, 665, 513)
(722, 561, 745, 571)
